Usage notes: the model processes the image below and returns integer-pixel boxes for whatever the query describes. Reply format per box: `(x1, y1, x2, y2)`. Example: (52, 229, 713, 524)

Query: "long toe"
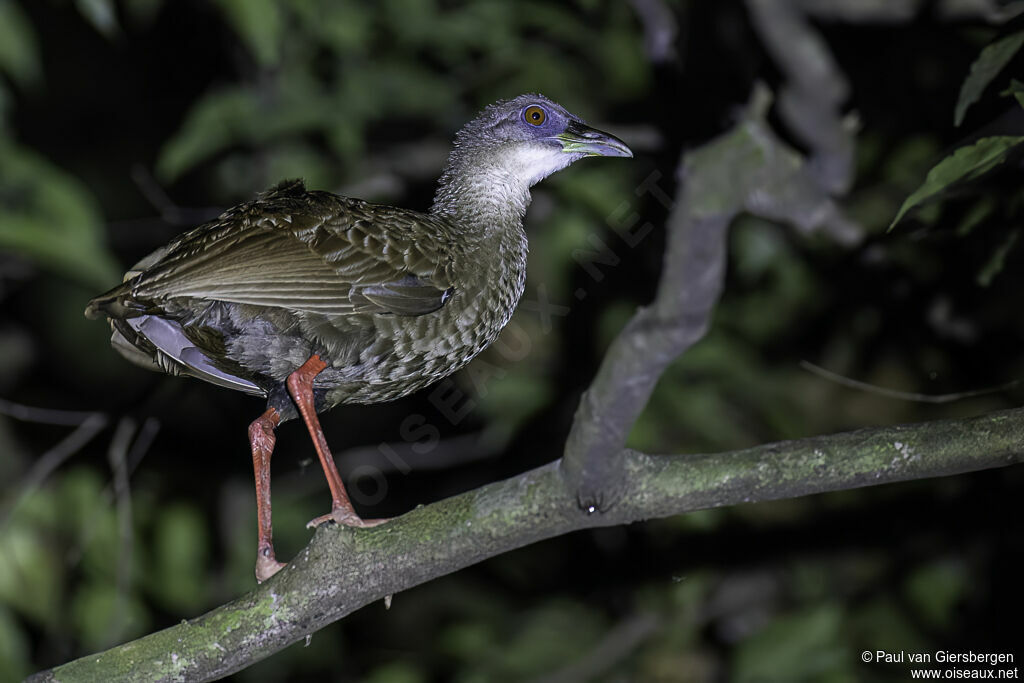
(255, 555, 287, 583)
(306, 508, 390, 529)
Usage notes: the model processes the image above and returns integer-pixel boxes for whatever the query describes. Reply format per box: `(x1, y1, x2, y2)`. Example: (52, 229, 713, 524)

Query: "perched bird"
(86, 94, 632, 581)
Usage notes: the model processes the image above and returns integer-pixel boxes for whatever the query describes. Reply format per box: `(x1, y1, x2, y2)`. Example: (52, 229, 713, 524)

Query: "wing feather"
(125, 182, 455, 318)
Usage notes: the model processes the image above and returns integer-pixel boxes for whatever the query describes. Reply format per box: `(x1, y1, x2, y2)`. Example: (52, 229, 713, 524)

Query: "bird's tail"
(85, 281, 137, 320)
(86, 242, 171, 320)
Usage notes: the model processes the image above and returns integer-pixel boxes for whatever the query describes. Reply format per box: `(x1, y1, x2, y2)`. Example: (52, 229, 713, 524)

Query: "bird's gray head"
(431, 94, 631, 220)
(450, 93, 632, 188)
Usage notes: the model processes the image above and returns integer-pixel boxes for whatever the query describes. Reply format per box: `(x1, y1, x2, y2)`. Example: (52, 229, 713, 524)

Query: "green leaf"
(955, 195, 996, 236)
(212, 0, 283, 67)
(976, 227, 1019, 287)
(1000, 77, 1024, 109)
(494, 601, 605, 678)
(156, 88, 257, 181)
(0, 605, 30, 682)
(292, 0, 371, 52)
(904, 561, 966, 629)
(71, 582, 150, 652)
(147, 504, 209, 612)
(0, 2, 40, 86)
(889, 136, 1024, 230)
(954, 30, 1024, 126)
(734, 604, 852, 683)
(0, 140, 120, 288)
(0, 520, 62, 627)
(363, 662, 427, 683)
(158, 75, 340, 182)
(852, 600, 928, 655)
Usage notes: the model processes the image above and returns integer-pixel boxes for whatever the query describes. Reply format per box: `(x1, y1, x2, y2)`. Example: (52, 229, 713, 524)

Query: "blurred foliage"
(0, 1, 117, 289)
(0, 140, 119, 289)
(0, 2, 39, 93)
(0, 0, 1022, 681)
(732, 604, 850, 683)
(154, 0, 646, 198)
(890, 135, 1024, 230)
(955, 28, 1024, 126)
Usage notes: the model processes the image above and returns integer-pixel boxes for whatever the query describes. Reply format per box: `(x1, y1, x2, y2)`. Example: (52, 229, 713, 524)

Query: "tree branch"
(28, 407, 1024, 682)
(561, 83, 861, 510)
(747, 0, 857, 196)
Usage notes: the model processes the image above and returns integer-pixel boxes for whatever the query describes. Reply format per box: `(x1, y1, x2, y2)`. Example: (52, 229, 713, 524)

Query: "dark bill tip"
(556, 120, 633, 158)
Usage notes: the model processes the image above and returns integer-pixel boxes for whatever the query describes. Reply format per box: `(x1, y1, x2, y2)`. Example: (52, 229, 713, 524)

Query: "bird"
(86, 94, 632, 582)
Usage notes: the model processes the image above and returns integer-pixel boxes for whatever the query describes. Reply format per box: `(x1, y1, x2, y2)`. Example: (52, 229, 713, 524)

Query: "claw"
(255, 552, 286, 583)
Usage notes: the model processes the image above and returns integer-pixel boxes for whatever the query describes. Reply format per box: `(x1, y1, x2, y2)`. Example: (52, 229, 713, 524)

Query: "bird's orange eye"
(523, 105, 546, 126)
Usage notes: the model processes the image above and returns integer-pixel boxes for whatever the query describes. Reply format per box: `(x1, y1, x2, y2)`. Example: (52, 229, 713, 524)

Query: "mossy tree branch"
(561, 83, 860, 509)
(28, 408, 1024, 682)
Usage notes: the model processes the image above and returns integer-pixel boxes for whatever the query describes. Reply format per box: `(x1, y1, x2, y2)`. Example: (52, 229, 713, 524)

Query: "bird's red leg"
(287, 354, 386, 529)
(249, 406, 286, 582)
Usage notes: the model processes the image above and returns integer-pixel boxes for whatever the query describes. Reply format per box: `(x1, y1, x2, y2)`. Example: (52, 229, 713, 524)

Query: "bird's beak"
(555, 120, 633, 158)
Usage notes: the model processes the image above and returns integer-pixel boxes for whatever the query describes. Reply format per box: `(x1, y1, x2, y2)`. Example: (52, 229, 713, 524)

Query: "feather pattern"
(129, 185, 455, 317)
(86, 93, 629, 419)
(87, 178, 526, 408)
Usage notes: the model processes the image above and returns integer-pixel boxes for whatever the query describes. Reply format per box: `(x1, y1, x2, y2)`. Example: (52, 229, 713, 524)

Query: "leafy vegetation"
(1, 0, 1022, 680)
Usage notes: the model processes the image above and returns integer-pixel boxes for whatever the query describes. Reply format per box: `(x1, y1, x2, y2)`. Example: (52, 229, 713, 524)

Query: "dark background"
(1, 1, 1022, 680)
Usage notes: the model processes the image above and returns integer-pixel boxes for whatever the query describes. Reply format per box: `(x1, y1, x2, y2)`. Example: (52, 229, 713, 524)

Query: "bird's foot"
(306, 507, 389, 530)
(255, 550, 286, 583)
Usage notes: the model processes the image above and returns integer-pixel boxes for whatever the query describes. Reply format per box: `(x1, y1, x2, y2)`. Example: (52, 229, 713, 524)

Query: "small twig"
(0, 412, 109, 530)
(0, 397, 106, 427)
(530, 613, 661, 683)
(106, 418, 136, 647)
(130, 164, 224, 226)
(799, 361, 1018, 404)
(124, 416, 160, 480)
(66, 417, 158, 571)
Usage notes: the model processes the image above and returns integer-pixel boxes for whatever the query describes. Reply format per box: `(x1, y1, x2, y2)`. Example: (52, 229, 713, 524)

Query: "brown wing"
(122, 181, 455, 317)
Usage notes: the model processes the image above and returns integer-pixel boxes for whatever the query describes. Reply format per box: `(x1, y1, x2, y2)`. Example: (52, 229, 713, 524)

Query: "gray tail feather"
(85, 281, 139, 320)
(108, 316, 266, 397)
